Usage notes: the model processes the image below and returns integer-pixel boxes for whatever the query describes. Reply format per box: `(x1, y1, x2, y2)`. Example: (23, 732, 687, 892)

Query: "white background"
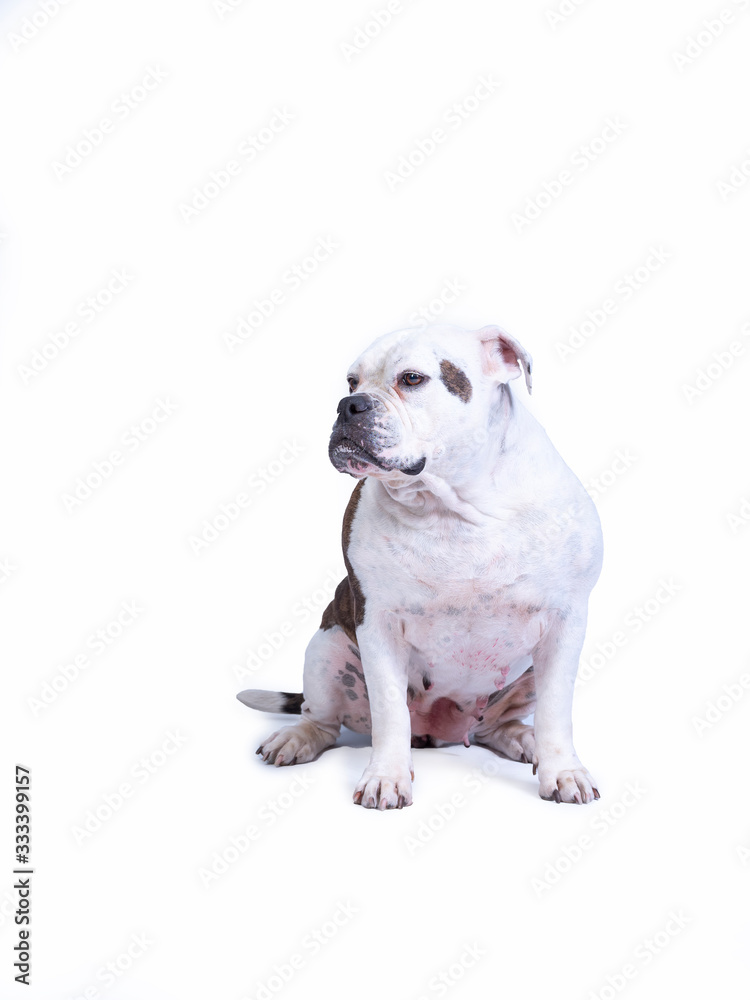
(1, 0, 749, 997)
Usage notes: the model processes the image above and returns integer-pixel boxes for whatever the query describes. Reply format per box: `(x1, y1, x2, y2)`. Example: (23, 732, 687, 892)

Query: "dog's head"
(328, 325, 532, 480)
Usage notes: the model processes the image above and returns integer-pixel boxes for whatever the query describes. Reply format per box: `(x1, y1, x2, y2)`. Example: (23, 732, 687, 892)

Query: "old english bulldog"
(238, 324, 603, 809)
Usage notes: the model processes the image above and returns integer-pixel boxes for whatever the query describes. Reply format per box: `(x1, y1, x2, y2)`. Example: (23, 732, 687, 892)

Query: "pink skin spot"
(410, 692, 491, 745)
(452, 645, 506, 673)
(410, 698, 468, 743)
(492, 664, 511, 689)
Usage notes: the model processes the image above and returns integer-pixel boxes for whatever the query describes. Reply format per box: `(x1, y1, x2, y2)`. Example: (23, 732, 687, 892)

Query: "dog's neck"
(375, 383, 539, 528)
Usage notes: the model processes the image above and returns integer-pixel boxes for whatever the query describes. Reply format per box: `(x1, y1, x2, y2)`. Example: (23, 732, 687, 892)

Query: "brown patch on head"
(319, 480, 367, 641)
(439, 359, 472, 403)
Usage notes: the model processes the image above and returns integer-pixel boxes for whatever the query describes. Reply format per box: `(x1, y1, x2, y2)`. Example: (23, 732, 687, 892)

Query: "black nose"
(337, 393, 376, 422)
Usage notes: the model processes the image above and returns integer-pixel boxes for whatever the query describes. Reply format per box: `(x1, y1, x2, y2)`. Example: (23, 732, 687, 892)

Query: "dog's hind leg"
(471, 666, 536, 763)
(240, 625, 370, 766)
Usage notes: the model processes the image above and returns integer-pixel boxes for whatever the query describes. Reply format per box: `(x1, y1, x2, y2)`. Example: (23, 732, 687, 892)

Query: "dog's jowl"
(238, 324, 603, 809)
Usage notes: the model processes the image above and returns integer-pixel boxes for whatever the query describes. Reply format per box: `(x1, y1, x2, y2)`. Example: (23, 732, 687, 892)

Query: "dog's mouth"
(329, 438, 386, 473)
(329, 437, 426, 479)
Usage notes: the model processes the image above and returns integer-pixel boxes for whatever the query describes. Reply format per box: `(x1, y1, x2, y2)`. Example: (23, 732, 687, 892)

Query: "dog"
(238, 324, 603, 809)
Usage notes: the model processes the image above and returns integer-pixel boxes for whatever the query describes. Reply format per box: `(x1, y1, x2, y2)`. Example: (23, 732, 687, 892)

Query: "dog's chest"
(350, 485, 584, 692)
(395, 584, 542, 742)
(397, 580, 545, 675)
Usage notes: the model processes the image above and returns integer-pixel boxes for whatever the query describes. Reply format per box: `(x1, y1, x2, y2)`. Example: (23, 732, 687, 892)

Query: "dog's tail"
(236, 689, 303, 714)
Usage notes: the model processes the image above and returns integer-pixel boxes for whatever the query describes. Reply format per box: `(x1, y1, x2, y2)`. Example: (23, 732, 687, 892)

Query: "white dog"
(238, 325, 603, 809)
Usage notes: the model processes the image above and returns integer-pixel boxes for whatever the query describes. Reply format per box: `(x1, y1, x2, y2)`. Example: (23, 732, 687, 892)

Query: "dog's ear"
(475, 325, 533, 394)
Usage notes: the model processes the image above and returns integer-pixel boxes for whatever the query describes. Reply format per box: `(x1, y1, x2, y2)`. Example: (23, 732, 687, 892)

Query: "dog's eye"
(401, 372, 425, 387)
(347, 376, 358, 393)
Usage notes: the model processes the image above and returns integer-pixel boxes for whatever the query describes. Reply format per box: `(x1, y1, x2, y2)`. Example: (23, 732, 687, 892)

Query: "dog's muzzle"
(337, 393, 377, 423)
(328, 393, 425, 477)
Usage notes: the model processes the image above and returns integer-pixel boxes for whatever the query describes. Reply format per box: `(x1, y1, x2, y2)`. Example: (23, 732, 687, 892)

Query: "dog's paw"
(256, 722, 335, 766)
(534, 756, 600, 804)
(475, 720, 536, 763)
(353, 760, 414, 810)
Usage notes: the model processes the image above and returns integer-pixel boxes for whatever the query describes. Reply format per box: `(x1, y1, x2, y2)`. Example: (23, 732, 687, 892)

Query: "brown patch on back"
(439, 359, 473, 403)
(342, 478, 364, 550)
(319, 480, 366, 642)
(320, 579, 357, 641)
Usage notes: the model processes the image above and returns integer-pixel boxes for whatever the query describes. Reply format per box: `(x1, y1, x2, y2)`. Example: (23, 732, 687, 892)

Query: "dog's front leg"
(353, 621, 413, 810)
(532, 607, 600, 804)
